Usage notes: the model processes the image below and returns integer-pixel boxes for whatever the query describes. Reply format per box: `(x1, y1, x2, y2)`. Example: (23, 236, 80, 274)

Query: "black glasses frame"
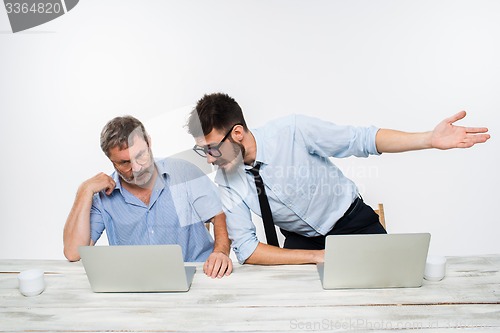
(193, 123, 243, 158)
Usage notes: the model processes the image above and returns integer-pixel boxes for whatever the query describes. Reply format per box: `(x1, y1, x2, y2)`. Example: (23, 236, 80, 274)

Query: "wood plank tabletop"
(1, 256, 499, 332)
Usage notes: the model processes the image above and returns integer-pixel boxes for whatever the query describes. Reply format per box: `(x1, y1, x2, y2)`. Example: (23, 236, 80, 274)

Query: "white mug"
(424, 255, 447, 281)
(18, 269, 45, 297)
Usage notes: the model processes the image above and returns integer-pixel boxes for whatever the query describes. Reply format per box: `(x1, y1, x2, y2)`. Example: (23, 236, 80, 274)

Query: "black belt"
(343, 196, 362, 218)
(325, 195, 363, 235)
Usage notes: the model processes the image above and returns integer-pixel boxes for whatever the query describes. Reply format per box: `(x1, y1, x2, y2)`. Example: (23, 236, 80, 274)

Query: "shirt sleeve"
(189, 175, 223, 223)
(89, 193, 105, 244)
(218, 184, 259, 264)
(175, 160, 223, 223)
(293, 114, 380, 158)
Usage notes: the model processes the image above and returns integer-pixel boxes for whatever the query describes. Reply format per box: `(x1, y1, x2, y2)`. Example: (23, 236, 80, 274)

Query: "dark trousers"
(280, 197, 387, 250)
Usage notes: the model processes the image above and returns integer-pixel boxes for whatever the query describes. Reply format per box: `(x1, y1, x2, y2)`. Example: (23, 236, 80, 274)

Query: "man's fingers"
(204, 255, 220, 278)
(87, 173, 116, 195)
(446, 110, 467, 124)
(465, 127, 489, 134)
(105, 180, 116, 195)
(216, 259, 233, 278)
(215, 261, 227, 278)
(469, 133, 491, 144)
(456, 134, 491, 148)
(204, 258, 213, 276)
(204, 254, 232, 278)
(225, 260, 233, 276)
(210, 259, 222, 279)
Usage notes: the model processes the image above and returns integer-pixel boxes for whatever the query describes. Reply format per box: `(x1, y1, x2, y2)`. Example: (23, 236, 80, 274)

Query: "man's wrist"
(212, 249, 230, 257)
(312, 250, 325, 264)
(77, 183, 96, 198)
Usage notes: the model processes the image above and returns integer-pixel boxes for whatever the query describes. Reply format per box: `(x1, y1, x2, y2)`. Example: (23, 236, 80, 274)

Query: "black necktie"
(248, 163, 280, 247)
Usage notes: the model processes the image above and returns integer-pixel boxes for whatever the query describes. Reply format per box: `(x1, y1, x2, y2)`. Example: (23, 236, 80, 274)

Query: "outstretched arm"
(375, 111, 490, 153)
(63, 173, 116, 261)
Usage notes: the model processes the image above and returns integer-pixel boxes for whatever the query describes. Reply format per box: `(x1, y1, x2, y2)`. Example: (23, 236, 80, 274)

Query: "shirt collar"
(111, 171, 123, 192)
(248, 128, 269, 169)
(155, 158, 170, 178)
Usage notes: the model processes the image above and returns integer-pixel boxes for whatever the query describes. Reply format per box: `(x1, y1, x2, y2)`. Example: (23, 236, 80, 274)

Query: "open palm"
(431, 111, 490, 149)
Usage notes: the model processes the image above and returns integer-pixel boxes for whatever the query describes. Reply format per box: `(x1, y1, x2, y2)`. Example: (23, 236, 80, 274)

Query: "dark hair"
(100, 116, 149, 157)
(187, 93, 248, 137)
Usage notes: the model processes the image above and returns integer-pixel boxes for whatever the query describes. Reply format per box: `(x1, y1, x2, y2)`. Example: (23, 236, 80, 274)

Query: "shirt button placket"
(147, 210, 154, 240)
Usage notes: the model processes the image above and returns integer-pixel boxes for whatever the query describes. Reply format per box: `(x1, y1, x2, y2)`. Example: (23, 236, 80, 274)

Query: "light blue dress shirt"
(214, 114, 380, 264)
(90, 158, 221, 262)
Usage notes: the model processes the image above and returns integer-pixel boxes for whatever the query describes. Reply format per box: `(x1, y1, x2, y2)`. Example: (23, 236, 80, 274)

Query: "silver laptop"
(79, 244, 196, 293)
(317, 233, 430, 289)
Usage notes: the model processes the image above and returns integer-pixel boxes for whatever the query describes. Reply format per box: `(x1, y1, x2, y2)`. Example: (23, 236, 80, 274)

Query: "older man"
(64, 115, 232, 278)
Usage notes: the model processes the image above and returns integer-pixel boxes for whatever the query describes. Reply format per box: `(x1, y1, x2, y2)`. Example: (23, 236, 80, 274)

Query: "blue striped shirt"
(90, 158, 221, 262)
(215, 114, 380, 264)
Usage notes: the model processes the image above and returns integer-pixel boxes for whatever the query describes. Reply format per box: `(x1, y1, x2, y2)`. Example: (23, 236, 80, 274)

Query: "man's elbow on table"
(64, 247, 81, 262)
(63, 239, 93, 262)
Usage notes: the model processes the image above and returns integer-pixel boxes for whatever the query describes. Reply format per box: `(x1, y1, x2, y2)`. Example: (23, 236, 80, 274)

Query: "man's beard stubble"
(215, 140, 246, 173)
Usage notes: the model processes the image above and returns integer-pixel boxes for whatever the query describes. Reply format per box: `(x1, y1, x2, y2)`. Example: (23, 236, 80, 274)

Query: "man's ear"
(232, 125, 246, 142)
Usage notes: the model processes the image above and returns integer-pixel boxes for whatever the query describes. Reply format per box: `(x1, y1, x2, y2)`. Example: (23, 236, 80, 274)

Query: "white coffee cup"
(424, 255, 447, 281)
(18, 269, 45, 297)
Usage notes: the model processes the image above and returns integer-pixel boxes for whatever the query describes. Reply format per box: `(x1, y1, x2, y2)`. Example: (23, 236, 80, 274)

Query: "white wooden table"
(1, 256, 499, 332)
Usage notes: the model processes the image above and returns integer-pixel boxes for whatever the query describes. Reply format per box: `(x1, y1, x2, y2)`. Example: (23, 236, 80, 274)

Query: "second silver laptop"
(318, 233, 431, 289)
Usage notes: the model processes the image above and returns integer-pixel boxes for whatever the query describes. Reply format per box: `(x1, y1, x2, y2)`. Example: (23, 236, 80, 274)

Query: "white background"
(0, 0, 498, 260)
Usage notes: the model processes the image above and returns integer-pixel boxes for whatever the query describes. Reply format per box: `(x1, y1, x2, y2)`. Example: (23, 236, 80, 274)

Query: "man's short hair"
(100, 116, 149, 157)
(187, 93, 248, 137)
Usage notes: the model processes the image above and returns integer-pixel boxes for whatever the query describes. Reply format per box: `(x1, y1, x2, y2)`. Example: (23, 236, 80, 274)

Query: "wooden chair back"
(373, 203, 386, 229)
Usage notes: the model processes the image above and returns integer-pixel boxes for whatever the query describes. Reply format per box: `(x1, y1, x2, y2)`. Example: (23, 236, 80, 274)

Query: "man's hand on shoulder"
(203, 251, 233, 278)
(80, 172, 116, 196)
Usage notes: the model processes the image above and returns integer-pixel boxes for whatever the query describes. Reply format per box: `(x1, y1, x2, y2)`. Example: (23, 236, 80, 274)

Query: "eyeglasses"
(111, 148, 152, 170)
(193, 123, 242, 158)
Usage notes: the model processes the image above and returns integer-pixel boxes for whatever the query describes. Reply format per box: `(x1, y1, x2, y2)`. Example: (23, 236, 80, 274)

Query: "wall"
(0, 0, 498, 260)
